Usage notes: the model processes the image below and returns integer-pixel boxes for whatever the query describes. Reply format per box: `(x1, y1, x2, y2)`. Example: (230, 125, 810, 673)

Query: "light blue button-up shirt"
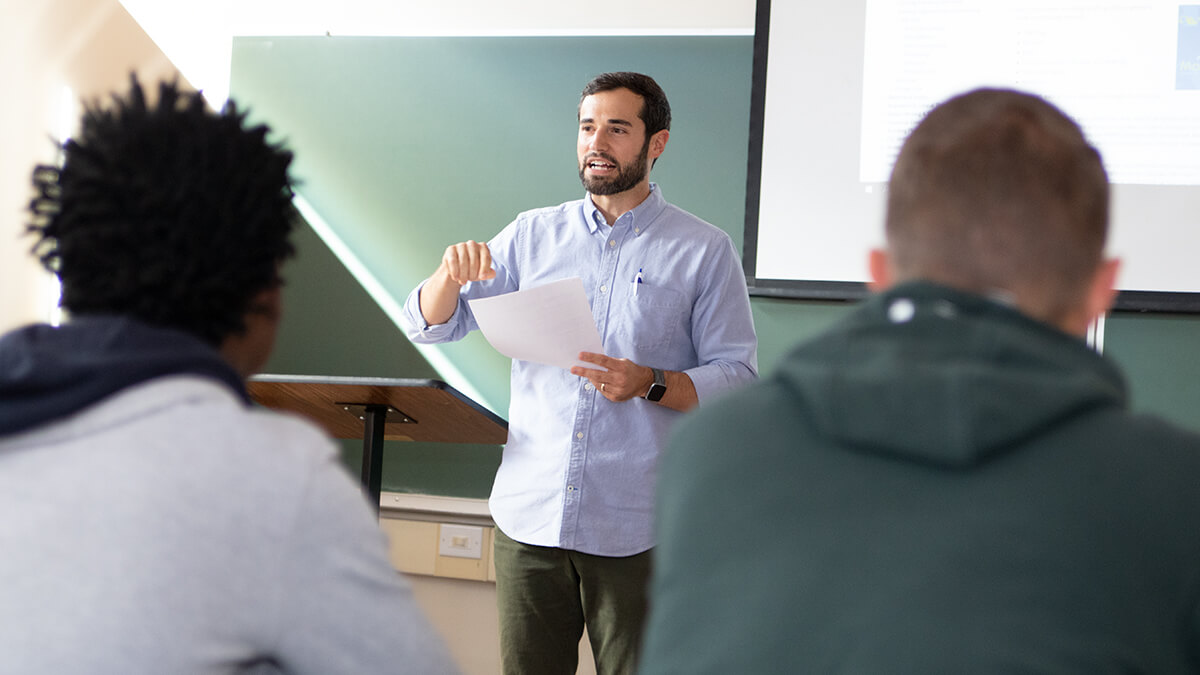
(402, 185, 757, 556)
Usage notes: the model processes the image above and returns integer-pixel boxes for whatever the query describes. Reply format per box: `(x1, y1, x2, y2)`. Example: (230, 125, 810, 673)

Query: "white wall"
(0, 0, 180, 334)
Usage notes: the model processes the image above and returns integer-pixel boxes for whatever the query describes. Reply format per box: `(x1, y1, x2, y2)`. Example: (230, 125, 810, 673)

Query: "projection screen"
(744, 0, 1200, 311)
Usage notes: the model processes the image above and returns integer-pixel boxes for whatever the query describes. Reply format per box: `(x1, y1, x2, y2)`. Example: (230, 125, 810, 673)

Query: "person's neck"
(591, 182, 652, 226)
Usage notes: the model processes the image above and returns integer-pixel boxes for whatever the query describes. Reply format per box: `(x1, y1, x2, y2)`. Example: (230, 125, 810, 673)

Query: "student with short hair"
(639, 88, 1200, 674)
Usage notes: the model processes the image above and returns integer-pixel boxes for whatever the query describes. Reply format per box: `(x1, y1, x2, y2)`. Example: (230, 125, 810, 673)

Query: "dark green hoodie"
(641, 281, 1200, 674)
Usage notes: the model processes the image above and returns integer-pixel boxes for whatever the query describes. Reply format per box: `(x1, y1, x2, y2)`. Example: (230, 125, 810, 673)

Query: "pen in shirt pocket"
(634, 268, 643, 297)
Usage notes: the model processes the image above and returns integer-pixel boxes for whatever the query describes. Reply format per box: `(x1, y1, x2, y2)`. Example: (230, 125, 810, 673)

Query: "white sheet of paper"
(467, 277, 605, 371)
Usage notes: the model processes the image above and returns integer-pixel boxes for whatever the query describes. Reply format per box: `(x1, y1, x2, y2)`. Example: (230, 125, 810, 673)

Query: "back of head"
(27, 76, 296, 347)
(885, 88, 1109, 326)
(579, 71, 672, 138)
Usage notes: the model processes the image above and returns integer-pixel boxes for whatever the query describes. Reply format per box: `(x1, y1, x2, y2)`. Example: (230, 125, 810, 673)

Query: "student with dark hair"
(402, 71, 757, 675)
(0, 76, 457, 674)
(638, 88, 1200, 674)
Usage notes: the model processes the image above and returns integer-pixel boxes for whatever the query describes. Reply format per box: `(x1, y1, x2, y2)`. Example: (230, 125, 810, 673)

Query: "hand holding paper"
(467, 277, 605, 371)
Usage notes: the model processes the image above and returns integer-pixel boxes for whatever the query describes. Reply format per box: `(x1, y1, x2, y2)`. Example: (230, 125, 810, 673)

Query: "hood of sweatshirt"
(0, 315, 247, 437)
(773, 282, 1127, 468)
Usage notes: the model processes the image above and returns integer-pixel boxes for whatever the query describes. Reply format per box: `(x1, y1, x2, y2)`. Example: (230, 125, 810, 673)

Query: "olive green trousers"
(493, 527, 652, 675)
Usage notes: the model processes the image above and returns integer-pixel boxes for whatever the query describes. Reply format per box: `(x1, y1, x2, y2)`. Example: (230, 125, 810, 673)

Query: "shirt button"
(600, 285, 607, 293)
(634, 227, 640, 234)
(584, 382, 593, 390)
(567, 485, 575, 491)
(576, 432, 584, 439)
(608, 240, 616, 247)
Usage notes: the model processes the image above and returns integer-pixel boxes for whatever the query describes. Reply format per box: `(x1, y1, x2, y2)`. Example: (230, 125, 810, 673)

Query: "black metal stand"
(360, 405, 389, 514)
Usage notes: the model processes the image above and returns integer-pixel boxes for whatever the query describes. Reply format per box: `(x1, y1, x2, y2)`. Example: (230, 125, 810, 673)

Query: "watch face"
(645, 383, 667, 402)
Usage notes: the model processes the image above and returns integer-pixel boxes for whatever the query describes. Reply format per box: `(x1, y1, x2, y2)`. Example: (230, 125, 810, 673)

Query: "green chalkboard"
(231, 35, 1200, 498)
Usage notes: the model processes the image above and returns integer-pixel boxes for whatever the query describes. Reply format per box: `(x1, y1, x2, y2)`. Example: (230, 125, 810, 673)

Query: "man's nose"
(587, 129, 608, 152)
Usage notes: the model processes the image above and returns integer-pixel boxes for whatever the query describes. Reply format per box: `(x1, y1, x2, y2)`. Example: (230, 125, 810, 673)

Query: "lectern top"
(247, 375, 507, 444)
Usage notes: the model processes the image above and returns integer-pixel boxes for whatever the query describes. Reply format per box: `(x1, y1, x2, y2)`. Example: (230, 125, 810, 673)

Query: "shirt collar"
(583, 183, 667, 235)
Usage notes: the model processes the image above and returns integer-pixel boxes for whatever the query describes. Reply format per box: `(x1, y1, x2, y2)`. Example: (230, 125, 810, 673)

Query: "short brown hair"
(885, 88, 1109, 325)
(579, 71, 671, 139)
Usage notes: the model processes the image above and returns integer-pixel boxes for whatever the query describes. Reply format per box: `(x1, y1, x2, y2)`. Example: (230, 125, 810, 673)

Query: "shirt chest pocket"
(621, 284, 687, 352)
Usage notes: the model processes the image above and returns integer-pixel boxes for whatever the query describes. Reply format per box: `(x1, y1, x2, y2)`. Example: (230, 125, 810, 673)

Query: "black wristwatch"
(643, 367, 667, 402)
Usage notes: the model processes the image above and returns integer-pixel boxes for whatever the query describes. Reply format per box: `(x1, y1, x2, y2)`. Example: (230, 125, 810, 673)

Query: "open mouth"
(585, 156, 617, 172)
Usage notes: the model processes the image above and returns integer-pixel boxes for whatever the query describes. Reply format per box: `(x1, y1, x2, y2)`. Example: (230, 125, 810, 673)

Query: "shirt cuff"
(683, 362, 754, 403)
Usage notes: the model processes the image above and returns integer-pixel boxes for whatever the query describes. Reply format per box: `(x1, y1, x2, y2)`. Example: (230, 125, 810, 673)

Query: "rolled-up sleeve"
(401, 223, 522, 345)
(400, 279, 479, 344)
(683, 237, 758, 402)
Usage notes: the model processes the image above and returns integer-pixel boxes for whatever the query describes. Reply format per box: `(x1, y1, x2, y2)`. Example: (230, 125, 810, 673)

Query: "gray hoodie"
(0, 317, 458, 674)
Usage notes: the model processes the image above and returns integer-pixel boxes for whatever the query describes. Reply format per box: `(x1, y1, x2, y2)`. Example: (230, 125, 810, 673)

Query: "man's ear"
(250, 285, 283, 319)
(1084, 258, 1120, 322)
(648, 129, 669, 161)
(867, 248, 892, 292)
(220, 286, 284, 379)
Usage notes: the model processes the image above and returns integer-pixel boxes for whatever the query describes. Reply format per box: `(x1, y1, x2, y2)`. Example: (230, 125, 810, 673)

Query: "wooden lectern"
(247, 374, 507, 512)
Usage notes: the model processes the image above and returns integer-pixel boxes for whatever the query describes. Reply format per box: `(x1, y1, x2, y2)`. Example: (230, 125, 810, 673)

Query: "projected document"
(861, 0, 1200, 185)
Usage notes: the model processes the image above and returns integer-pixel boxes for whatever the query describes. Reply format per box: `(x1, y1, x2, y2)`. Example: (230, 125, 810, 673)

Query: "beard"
(578, 140, 650, 196)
